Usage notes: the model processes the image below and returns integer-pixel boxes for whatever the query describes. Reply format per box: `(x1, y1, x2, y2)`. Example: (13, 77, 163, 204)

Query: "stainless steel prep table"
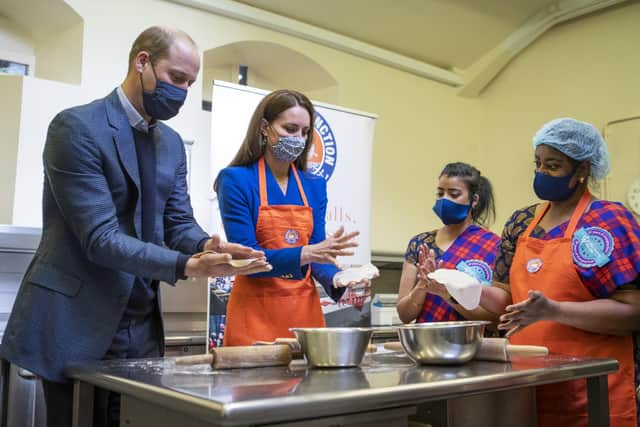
(66, 352, 617, 427)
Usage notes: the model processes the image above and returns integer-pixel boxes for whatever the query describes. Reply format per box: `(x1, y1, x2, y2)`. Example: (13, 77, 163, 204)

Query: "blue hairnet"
(532, 118, 610, 180)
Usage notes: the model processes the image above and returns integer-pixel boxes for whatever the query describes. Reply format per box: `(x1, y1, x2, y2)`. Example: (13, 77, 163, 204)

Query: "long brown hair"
(213, 89, 315, 192)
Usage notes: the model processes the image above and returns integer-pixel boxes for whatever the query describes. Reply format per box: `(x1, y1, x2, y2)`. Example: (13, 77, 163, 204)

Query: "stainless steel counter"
(66, 352, 616, 427)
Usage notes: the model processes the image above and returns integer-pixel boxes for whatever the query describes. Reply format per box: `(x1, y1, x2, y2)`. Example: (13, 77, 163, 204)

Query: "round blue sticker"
(457, 259, 493, 284)
(572, 226, 614, 268)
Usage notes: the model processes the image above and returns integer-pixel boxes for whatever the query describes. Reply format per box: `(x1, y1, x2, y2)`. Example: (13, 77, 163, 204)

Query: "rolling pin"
(176, 339, 379, 369)
(254, 338, 304, 358)
(255, 338, 378, 356)
(476, 338, 548, 361)
(175, 344, 293, 369)
(383, 338, 548, 362)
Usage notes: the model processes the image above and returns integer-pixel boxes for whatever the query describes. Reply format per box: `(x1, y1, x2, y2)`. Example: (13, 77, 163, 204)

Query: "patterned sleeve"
(578, 202, 640, 297)
(493, 205, 537, 284)
(404, 231, 437, 265)
(404, 233, 421, 265)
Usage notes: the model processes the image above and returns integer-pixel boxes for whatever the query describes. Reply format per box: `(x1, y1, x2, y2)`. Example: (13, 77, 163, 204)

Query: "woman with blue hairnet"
(480, 118, 640, 427)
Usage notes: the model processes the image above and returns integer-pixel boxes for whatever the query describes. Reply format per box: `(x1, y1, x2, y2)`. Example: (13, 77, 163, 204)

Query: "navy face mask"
(140, 62, 187, 120)
(533, 170, 577, 201)
(433, 198, 471, 225)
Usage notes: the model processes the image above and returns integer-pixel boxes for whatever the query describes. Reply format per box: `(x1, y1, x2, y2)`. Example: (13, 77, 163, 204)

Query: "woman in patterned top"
(396, 162, 500, 324)
(481, 118, 640, 427)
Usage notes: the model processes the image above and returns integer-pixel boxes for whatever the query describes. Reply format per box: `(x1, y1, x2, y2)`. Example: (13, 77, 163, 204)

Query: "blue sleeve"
(217, 168, 305, 279)
(312, 263, 345, 302)
(306, 177, 345, 301)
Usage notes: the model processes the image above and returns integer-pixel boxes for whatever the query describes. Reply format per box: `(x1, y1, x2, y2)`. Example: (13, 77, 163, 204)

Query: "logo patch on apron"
(572, 226, 614, 268)
(456, 260, 493, 285)
(284, 229, 300, 244)
(526, 258, 543, 273)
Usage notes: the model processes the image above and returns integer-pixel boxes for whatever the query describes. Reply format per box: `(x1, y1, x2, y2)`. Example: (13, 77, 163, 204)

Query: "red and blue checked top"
(494, 200, 640, 420)
(405, 225, 500, 323)
(494, 200, 640, 296)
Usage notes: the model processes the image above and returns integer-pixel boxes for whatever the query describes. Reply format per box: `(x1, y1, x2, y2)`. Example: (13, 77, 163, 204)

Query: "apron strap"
(257, 157, 309, 208)
(523, 190, 592, 239)
(258, 157, 269, 206)
(290, 164, 309, 207)
(564, 189, 592, 238)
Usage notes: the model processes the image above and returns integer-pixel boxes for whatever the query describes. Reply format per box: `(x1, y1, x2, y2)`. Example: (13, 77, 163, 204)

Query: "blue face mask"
(433, 198, 471, 225)
(271, 135, 306, 163)
(533, 170, 577, 201)
(140, 63, 187, 120)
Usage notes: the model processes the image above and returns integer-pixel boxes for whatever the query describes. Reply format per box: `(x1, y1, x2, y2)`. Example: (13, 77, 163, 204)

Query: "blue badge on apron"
(456, 260, 492, 285)
(526, 258, 543, 273)
(284, 229, 300, 244)
(572, 226, 614, 268)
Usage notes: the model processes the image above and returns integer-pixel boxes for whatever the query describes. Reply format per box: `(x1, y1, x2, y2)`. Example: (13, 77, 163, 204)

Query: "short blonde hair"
(128, 26, 195, 68)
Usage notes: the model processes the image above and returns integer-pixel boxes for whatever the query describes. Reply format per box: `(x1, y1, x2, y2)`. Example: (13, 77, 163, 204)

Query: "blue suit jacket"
(0, 90, 208, 382)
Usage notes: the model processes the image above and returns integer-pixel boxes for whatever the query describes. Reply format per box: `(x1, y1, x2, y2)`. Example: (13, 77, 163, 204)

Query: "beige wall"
(34, 21, 83, 84)
(0, 77, 23, 224)
(3, 0, 639, 256)
(0, 16, 35, 73)
(12, 77, 83, 226)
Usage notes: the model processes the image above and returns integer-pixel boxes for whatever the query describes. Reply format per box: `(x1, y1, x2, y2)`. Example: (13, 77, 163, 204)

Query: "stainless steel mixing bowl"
(398, 321, 490, 365)
(290, 327, 373, 368)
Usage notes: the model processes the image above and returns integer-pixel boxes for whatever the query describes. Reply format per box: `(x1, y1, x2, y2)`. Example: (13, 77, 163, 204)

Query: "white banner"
(209, 81, 377, 266)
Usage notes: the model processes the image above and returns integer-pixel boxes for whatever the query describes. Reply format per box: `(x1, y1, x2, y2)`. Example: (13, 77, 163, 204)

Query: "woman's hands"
(498, 290, 558, 337)
(300, 226, 359, 266)
(415, 244, 449, 300)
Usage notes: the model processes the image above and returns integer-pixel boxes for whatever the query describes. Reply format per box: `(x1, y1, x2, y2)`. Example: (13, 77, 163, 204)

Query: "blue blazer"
(0, 90, 208, 382)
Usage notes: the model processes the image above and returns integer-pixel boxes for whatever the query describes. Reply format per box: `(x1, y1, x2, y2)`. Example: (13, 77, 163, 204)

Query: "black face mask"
(140, 62, 187, 120)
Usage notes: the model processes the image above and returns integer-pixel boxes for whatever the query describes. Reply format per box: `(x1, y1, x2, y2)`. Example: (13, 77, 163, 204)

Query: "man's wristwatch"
(448, 295, 458, 305)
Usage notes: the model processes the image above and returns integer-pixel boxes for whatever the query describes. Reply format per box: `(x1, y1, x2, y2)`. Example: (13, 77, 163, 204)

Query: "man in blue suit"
(0, 26, 271, 427)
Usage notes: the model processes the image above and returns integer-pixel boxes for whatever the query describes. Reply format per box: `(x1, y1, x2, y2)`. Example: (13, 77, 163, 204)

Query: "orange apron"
(223, 158, 325, 346)
(510, 190, 636, 427)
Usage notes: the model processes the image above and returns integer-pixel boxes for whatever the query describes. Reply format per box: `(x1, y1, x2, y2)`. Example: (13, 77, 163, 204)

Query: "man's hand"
(203, 234, 265, 260)
(187, 234, 270, 278)
(185, 252, 271, 278)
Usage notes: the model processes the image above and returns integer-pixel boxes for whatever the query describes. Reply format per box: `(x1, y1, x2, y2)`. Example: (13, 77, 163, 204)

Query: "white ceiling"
(235, 0, 557, 70)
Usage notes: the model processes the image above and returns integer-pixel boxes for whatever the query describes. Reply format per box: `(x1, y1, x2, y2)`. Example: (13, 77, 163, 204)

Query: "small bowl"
(290, 327, 373, 368)
(398, 321, 490, 365)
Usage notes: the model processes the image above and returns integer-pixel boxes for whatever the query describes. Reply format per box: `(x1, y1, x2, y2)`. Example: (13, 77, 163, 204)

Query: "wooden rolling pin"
(175, 339, 378, 369)
(175, 344, 293, 369)
(476, 338, 548, 361)
(254, 338, 304, 358)
(383, 338, 548, 362)
(255, 338, 378, 356)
